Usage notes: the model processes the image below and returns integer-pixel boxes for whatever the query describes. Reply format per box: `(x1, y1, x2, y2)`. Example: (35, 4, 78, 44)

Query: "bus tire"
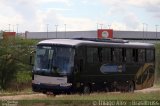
(42, 91, 47, 94)
(105, 86, 110, 92)
(128, 81, 135, 92)
(83, 85, 91, 94)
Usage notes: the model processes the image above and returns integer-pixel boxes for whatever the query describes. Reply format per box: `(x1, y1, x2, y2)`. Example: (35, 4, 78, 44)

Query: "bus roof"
(38, 39, 155, 48)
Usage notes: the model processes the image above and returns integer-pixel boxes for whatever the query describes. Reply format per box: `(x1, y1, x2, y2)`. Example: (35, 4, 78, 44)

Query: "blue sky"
(0, 0, 159, 32)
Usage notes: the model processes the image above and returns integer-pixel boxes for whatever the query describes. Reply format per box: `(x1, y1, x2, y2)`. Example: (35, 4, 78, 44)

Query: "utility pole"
(55, 25, 58, 38)
(156, 25, 159, 43)
(143, 23, 148, 42)
(12, 25, 14, 32)
(97, 23, 99, 29)
(100, 24, 103, 29)
(8, 24, 10, 32)
(146, 24, 148, 40)
(108, 25, 111, 29)
(142, 23, 145, 42)
(64, 24, 66, 38)
(46, 24, 49, 39)
(16, 24, 19, 35)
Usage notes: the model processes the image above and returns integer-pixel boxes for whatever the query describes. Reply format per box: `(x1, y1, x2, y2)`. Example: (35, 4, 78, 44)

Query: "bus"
(32, 38, 155, 94)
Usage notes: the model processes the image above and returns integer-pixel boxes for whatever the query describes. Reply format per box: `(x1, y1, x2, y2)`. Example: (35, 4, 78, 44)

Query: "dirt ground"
(0, 87, 160, 100)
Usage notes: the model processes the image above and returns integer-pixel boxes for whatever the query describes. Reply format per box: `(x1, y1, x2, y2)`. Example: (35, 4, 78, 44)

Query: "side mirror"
(30, 50, 35, 66)
(30, 55, 34, 66)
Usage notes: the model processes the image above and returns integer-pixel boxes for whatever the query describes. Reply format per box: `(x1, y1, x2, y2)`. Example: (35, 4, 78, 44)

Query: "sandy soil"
(136, 87, 160, 93)
(0, 93, 47, 100)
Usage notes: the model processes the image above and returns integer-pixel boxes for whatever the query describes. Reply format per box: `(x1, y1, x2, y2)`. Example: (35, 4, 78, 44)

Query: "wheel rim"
(105, 86, 109, 92)
(129, 83, 134, 92)
(83, 86, 90, 94)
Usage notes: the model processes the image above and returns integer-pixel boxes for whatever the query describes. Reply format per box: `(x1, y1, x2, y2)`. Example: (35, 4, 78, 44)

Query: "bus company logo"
(102, 31, 109, 38)
(100, 64, 125, 73)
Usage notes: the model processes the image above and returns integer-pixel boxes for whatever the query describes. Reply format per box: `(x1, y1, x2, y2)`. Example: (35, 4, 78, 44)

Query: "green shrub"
(16, 71, 32, 84)
(155, 43, 160, 83)
(0, 37, 37, 90)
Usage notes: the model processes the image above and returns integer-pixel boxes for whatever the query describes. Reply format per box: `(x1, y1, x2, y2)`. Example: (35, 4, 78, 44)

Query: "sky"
(0, 0, 160, 32)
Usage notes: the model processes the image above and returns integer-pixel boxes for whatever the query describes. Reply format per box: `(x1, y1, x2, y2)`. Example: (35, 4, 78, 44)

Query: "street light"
(16, 24, 19, 35)
(8, 24, 10, 32)
(12, 25, 14, 32)
(146, 24, 148, 40)
(64, 24, 66, 38)
(55, 25, 58, 38)
(156, 25, 159, 42)
(100, 24, 103, 29)
(142, 23, 145, 41)
(142, 23, 147, 42)
(108, 25, 111, 29)
(97, 23, 99, 29)
(46, 24, 49, 39)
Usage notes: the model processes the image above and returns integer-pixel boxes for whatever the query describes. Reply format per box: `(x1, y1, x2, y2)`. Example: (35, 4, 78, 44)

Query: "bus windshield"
(34, 45, 75, 75)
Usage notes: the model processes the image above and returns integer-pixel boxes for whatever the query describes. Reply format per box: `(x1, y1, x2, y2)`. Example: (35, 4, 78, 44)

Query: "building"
(0, 31, 16, 40)
(25, 29, 160, 43)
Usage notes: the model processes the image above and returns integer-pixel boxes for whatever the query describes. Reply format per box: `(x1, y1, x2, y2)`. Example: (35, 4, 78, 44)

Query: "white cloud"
(36, 9, 59, 31)
(38, 0, 71, 3)
(111, 22, 127, 30)
(58, 16, 96, 31)
(21, 7, 96, 32)
(0, 1, 28, 31)
(36, 0, 72, 6)
(107, 6, 126, 16)
(123, 13, 140, 30)
(126, 0, 160, 7)
(101, 0, 160, 19)
(101, 0, 160, 7)
(81, 0, 90, 5)
(102, 2, 139, 30)
(100, 0, 160, 31)
(16, 0, 97, 32)
(0, 0, 159, 32)
(127, 0, 160, 19)
(0, 0, 37, 20)
(0, 0, 72, 32)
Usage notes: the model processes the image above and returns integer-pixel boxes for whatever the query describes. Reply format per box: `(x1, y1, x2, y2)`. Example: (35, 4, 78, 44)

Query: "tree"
(0, 37, 37, 90)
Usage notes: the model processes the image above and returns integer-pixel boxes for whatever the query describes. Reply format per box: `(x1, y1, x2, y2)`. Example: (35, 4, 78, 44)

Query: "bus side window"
(138, 49, 145, 63)
(98, 48, 102, 62)
(76, 47, 85, 72)
(87, 47, 98, 63)
(111, 48, 113, 62)
(126, 49, 134, 63)
(102, 48, 111, 63)
(113, 48, 123, 63)
(133, 49, 138, 62)
(122, 48, 126, 62)
(146, 49, 154, 62)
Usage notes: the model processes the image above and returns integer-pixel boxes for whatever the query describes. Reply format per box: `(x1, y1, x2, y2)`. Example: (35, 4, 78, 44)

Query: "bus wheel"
(42, 91, 47, 94)
(128, 82, 135, 92)
(105, 86, 110, 92)
(83, 85, 91, 94)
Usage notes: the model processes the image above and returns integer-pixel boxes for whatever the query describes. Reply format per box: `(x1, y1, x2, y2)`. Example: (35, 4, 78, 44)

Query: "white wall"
(25, 30, 160, 43)
(26, 31, 97, 39)
(114, 31, 159, 39)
